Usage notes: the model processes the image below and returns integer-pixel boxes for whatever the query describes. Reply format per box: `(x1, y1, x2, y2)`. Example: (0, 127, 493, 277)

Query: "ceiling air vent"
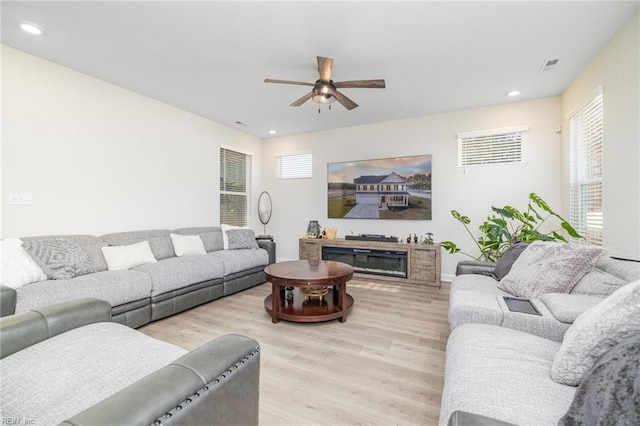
(540, 59, 559, 72)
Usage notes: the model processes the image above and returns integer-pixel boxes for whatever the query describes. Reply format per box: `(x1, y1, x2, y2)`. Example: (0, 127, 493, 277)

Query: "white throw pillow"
(101, 241, 157, 271)
(170, 233, 206, 256)
(497, 241, 603, 299)
(220, 224, 249, 250)
(551, 280, 640, 386)
(0, 238, 47, 288)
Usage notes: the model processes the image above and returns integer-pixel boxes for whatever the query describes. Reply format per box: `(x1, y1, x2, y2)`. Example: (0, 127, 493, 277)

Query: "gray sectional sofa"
(0, 298, 260, 425)
(449, 255, 639, 341)
(440, 252, 640, 426)
(0, 227, 276, 328)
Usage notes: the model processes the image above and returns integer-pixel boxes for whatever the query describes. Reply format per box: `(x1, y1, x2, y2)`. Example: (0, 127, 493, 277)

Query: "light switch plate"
(8, 192, 32, 206)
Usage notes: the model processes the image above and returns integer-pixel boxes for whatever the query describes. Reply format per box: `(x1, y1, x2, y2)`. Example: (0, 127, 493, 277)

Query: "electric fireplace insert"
(321, 246, 408, 278)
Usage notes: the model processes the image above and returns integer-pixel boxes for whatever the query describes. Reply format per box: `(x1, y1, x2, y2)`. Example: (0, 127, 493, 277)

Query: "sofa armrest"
(455, 260, 497, 276)
(258, 240, 276, 264)
(0, 298, 111, 359)
(539, 293, 605, 324)
(448, 411, 517, 426)
(0, 285, 17, 317)
(60, 334, 260, 426)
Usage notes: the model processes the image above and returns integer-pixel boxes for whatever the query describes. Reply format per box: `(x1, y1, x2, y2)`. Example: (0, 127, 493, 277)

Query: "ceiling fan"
(264, 56, 385, 111)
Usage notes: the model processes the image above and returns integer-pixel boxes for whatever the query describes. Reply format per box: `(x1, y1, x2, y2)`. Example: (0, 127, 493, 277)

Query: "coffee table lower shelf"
(264, 288, 354, 323)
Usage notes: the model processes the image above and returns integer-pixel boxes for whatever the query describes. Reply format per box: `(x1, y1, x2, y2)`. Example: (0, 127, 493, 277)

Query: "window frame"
(220, 145, 252, 227)
(276, 151, 313, 180)
(568, 86, 604, 246)
(457, 125, 529, 168)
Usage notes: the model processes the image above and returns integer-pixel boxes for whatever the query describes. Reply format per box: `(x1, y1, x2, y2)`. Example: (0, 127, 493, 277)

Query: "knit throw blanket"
(558, 336, 640, 426)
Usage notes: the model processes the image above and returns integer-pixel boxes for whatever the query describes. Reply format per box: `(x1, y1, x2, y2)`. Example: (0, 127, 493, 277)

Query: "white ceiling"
(2, 1, 638, 139)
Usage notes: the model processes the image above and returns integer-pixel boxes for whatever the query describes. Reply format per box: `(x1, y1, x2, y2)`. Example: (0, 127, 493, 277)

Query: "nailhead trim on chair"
(151, 346, 260, 425)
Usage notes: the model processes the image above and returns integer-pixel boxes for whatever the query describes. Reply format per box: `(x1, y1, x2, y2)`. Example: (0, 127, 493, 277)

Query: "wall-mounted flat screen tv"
(327, 154, 432, 220)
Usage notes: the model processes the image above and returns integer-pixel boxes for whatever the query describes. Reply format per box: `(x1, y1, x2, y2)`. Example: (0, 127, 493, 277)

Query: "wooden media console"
(299, 238, 441, 288)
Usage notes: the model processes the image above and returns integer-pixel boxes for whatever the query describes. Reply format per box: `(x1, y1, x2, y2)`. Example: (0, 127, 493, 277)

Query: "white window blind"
(569, 88, 603, 246)
(457, 125, 529, 167)
(277, 152, 312, 179)
(220, 147, 252, 227)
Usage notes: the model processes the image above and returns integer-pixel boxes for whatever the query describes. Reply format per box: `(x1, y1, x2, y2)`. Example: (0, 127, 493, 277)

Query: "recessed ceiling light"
(507, 90, 521, 97)
(268, 130, 277, 135)
(19, 21, 43, 35)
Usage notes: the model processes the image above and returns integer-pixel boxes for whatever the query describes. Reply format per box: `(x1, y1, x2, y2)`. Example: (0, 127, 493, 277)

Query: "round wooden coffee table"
(264, 260, 354, 323)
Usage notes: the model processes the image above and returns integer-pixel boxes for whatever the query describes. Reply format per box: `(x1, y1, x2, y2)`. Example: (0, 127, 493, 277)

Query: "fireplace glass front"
(321, 246, 408, 278)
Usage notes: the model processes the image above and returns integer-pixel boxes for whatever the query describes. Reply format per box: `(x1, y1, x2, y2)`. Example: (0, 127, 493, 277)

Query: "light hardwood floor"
(139, 279, 451, 426)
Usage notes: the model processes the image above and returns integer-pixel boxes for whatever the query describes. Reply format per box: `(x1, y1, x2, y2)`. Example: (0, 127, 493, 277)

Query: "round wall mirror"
(257, 191, 272, 234)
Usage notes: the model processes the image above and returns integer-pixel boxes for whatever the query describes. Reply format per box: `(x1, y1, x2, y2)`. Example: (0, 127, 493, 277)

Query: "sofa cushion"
(0, 238, 47, 288)
(170, 233, 206, 256)
(595, 256, 640, 282)
(551, 280, 640, 386)
(22, 239, 96, 280)
(102, 241, 157, 271)
(207, 248, 269, 276)
(227, 229, 259, 250)
(0, 322, 187, 426)
(134, 256, 225, 296)
(172, 227, 224, 252)
(101, 230, 175, 260)
(540, 293, 605, 324)
(498, 242, 603, 299)
(14, 270, 152, 314)
(450, 273, 510, 295)
(571, 267, 629, 296)
(439, 323, 576, 426)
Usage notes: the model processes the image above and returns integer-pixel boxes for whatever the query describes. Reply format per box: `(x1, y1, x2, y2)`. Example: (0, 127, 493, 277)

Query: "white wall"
(262, 97, 562, 277)
(1, 46, 264, 237)
(560, 12, 640, 260)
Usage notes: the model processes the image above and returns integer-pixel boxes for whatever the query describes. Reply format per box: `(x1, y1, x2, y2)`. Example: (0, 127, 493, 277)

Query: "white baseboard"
(440, 273, 455, 283)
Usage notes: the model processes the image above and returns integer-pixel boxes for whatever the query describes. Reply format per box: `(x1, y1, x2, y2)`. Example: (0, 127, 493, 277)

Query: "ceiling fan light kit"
(265, 56, 385, 112)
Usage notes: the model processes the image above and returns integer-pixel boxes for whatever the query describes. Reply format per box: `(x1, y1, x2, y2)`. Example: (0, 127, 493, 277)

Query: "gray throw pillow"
(226, 229, 259, 250)
(497, 241, 603, 299)
(493, 242, 529, 280)
(22, 239, 96, 280)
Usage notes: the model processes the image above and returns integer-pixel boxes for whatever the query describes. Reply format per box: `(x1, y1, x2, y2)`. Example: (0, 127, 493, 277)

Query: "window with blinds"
(220, 147, 251, 227)
(457, 125, 529, 168)
(569, 88, 603, 246)
(277, 152, 312, 179)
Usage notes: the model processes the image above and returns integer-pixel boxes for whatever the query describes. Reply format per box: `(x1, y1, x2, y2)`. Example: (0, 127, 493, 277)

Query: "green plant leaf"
(504, 206, 527, 223)
(551, 231, 568, 243)
(441, 241, 461, 253)
(451, 210, 471, 225)
(529, 193, 553, 214)
(491, 206, 513, 218)
(561, 221, 583, 238)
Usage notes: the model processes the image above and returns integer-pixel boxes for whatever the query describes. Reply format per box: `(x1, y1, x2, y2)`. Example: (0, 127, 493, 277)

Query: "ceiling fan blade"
(264, 78, 315, 87)
(290, 91, 313, 107)
(332, 89, 359, 110)
(333, 79, 386, 89)
(317, 56, 334, 82)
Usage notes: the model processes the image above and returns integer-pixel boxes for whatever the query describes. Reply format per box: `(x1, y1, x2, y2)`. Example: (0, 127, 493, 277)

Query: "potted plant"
(441, 193, 582, 262)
